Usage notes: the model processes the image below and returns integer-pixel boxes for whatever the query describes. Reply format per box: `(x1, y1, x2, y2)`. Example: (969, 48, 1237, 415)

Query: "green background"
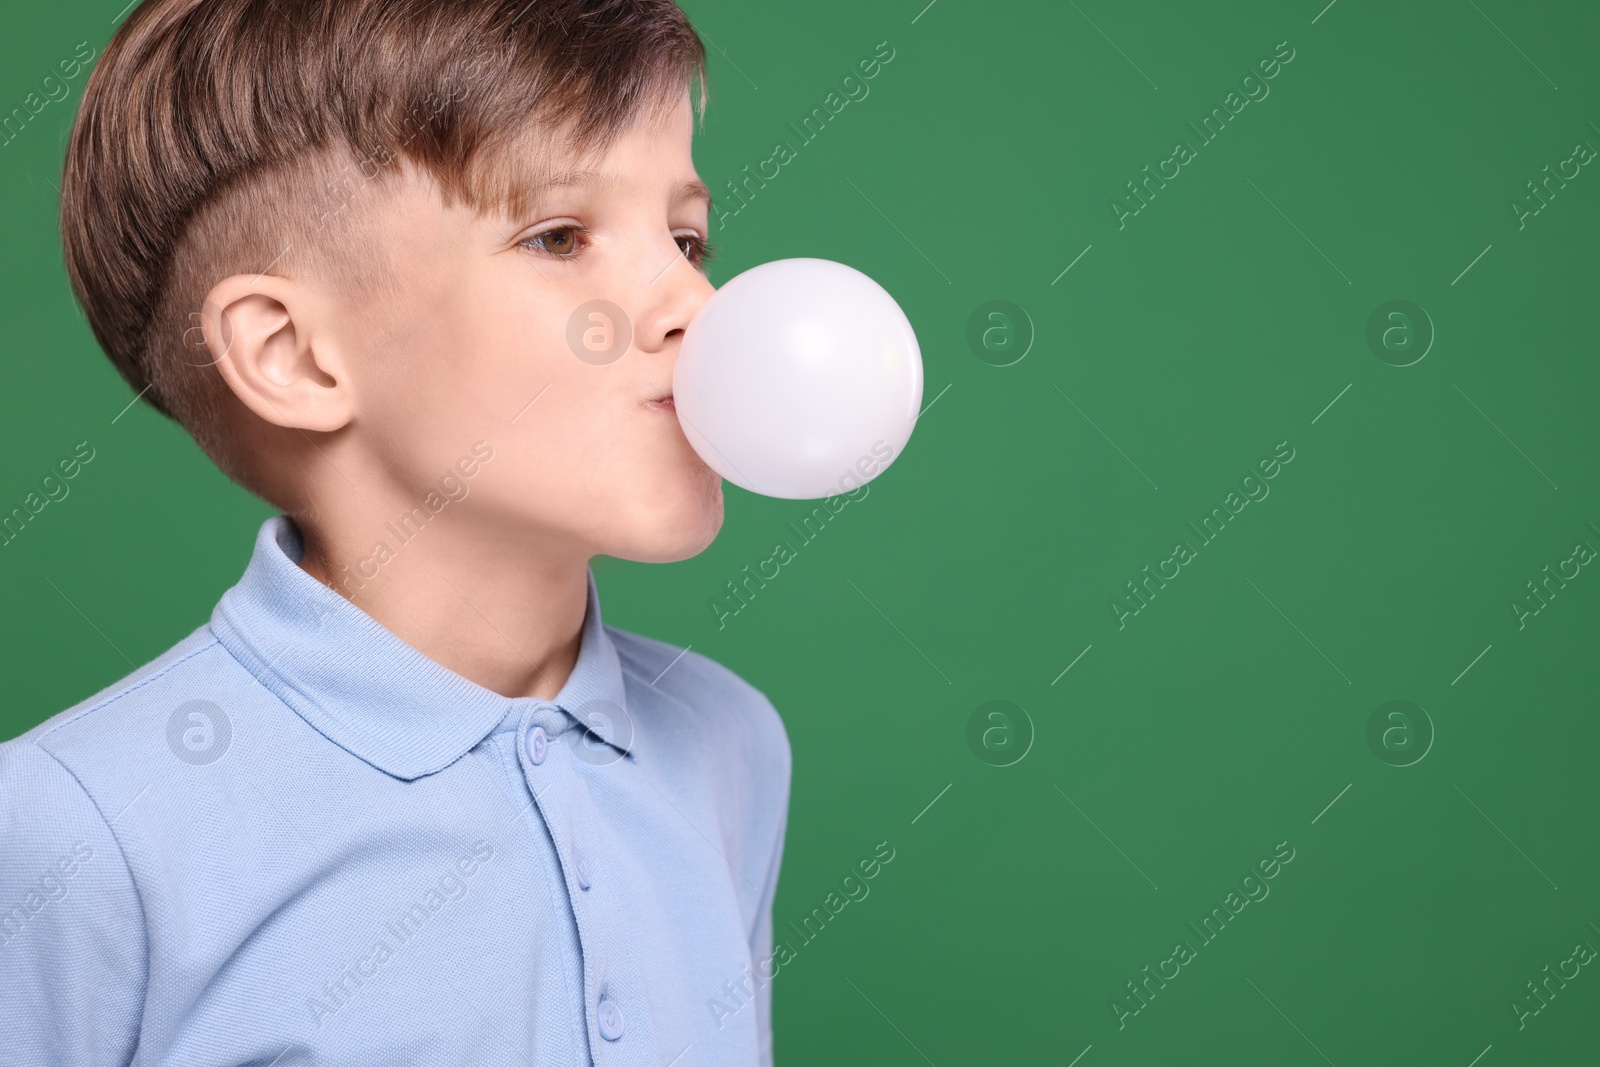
(4, 0, 1599, 1063)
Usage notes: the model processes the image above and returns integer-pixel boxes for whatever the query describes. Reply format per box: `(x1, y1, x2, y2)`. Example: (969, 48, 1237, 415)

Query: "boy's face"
(332, 91, 723, 565)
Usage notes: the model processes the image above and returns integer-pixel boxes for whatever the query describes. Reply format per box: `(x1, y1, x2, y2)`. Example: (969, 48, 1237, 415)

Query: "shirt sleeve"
(748, 698, 792, 1067)
(0, 738, 147, 1065)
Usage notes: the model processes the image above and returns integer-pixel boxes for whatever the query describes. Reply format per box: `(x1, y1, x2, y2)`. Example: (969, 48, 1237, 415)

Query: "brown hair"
(60, 0, 707, 501)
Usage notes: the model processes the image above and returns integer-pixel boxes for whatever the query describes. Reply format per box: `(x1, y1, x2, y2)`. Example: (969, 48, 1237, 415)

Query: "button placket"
(522, 702, 649, 1060)
(566, 753, 650, 1058)
(519, 710, 595, 1060)
(511, 704, 596, 1062)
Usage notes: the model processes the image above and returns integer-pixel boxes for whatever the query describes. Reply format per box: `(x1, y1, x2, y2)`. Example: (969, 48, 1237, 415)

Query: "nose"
(632, 245, 716, 356)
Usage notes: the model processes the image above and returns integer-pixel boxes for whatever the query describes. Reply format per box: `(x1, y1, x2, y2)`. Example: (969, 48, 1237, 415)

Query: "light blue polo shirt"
(0, 516, 791, 1066)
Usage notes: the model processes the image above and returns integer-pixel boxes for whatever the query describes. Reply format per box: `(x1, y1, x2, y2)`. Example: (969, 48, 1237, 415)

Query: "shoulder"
(607, 624, 791, 777)
(4, 624, 257, 824)
(8, 624, 231, 762)
(10, 624, 222, 745)
(606, 625, 792, 907)
(0, 651, 176, 1065)
(0, 708, 150, 1058)
(0, 735, 141, 913)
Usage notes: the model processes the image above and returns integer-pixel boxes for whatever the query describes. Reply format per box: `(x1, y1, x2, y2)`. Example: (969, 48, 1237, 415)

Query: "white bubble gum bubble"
(673, 258, 923, 500)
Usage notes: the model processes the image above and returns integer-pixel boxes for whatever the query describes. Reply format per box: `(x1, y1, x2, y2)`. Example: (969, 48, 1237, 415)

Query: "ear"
(200, 274, 355, 433)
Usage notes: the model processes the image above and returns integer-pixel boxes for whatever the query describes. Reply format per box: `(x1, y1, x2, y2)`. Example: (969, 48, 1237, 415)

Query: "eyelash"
(519, 225, 717, 267)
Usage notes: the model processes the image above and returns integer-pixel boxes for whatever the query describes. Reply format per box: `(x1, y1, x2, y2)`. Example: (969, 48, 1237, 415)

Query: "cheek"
(446, 299, 596, 432)
(361, 278, 489, 406)
(610, 422, 725, 521)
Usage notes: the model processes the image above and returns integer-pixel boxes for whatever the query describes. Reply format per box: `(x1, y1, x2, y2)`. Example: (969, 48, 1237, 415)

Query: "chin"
(611, 476, 724, 564)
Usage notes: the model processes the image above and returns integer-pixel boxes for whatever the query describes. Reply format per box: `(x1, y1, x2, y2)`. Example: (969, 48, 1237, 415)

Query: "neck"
(292, 505, 590, 703)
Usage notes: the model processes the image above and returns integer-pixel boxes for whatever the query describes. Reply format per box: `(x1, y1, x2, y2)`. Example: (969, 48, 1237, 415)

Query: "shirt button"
(526, 726, 548, 765)
(574, 847, 592, 890)
(597, 996, 625, 1041)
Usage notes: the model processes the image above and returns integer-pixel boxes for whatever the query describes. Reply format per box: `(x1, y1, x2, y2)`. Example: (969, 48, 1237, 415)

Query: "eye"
(519, 224, 589, 260)
(677, 232, 717, 267)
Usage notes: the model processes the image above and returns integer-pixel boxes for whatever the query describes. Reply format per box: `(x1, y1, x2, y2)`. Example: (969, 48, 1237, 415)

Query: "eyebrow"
(530, 168, 711, 207)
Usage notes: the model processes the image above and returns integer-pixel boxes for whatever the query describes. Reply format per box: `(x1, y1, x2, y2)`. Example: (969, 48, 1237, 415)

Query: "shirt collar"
(208, 515, 634, 780)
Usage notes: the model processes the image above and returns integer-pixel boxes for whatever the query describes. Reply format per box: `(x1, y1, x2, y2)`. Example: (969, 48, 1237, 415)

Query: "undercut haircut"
(60, 0, 708, 501)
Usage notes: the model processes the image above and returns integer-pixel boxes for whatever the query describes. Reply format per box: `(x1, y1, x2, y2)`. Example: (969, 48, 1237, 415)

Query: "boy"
(0, 1, 791, 1064)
